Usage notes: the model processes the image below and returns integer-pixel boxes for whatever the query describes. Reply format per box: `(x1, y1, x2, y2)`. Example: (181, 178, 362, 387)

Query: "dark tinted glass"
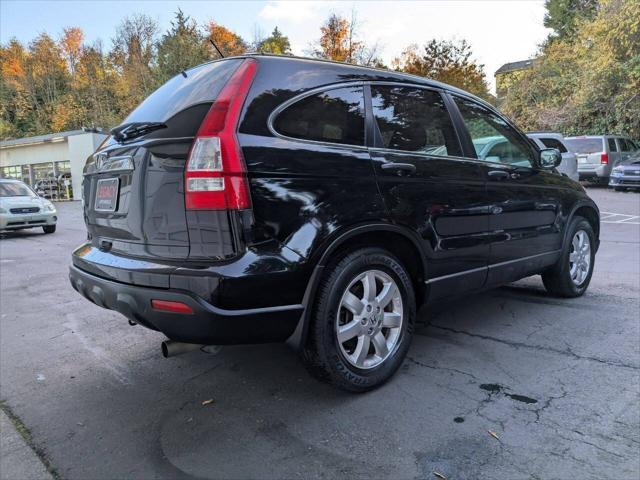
(454, 97, 534, 167)
(371, 86, 461, 156)
(540, 138, 567, 153)
(274, 86, 365, 145)
(619, 138, 632, 151)
(608, 138, 618, 152)
(123, 59, 242, 123)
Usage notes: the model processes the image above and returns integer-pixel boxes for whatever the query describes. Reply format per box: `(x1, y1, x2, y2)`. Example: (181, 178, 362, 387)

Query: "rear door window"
(540, 137, 568, 153)
(619, 138, 633, 152)
(370, 85, 461, 156)
(608, 138, 618, 152)
(273, 86, 365, 146)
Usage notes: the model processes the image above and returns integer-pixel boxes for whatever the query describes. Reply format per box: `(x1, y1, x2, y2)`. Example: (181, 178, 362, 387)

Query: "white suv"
(527, 132, 579, 181)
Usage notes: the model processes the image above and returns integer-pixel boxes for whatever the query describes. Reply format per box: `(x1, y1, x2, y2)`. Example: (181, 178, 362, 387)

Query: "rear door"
(367, 84, 489, 298)
(84, 59, 243, 261)
(450, 96, 563, 286)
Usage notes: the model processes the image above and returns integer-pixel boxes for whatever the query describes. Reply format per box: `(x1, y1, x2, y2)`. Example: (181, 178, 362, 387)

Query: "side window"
(608, 138, 618, 152)
(619, 138, 632, 152)
(273, 86, 365, 146)
(370, 85, 461, 156)
(540, 138, 568, 153)
(454, 97, 535, 168)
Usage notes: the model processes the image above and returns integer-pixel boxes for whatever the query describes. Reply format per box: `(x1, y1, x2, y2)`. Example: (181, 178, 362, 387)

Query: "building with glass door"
(0, 129, 107, 201)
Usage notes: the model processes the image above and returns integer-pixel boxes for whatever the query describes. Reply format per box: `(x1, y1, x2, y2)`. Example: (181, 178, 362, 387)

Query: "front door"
(367, 84, 490, 299)
(450, 95, 564, 286)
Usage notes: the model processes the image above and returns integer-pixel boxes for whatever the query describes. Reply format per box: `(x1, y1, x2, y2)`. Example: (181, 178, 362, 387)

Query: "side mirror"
(539, 148, 562, 169)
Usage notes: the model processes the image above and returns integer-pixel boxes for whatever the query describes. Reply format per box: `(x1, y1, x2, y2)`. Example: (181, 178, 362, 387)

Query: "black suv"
(69, 55, 599, 391)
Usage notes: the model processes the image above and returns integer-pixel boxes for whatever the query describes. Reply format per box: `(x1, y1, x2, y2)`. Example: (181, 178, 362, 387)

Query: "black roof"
(495, 59, 534, 76)
(207, 53, 491, 108)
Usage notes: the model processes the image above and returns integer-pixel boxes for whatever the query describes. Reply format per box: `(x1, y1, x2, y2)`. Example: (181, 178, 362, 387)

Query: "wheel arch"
(286, 223, 428, 351)
(567, 201, 600, 251)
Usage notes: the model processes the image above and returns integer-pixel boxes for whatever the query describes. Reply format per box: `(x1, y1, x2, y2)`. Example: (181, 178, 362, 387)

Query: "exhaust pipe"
(161, 340, 204, 358)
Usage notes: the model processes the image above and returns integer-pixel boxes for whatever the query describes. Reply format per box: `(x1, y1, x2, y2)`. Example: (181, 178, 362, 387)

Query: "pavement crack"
(431, 325, 640, 370)
(405, 356, 478, 381)
(0, 400, 62, 480)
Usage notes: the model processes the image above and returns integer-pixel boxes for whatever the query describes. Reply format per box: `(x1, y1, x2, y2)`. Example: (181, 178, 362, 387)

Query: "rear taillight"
(601, 153, 609, 164)
(151, 300, 194, 314)
(185, 59, 257, 210)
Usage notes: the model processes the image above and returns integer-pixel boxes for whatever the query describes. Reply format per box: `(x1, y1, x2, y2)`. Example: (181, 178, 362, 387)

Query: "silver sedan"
(0, 179, 57, 233)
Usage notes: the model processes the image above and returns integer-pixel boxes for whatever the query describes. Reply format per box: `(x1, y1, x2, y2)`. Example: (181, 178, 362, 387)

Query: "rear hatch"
(565, 137, 605, 166)
(83, 59, 244, 262)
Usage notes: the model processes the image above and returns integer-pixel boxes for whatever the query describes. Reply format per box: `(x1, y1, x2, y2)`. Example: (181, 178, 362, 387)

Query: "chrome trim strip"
(424, 250, 562, 285)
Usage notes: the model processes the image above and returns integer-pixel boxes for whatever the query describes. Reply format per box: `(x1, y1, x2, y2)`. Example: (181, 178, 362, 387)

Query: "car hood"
(615, 155, 640, 168)
(0, 196, 47, 209)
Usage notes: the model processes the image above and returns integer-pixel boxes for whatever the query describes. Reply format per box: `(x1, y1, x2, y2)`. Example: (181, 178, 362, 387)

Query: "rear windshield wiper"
(111, 122, 167, 142)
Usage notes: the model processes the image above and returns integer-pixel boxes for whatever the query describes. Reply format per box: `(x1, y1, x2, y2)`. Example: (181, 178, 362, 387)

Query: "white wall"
(67, 133, 107, 200)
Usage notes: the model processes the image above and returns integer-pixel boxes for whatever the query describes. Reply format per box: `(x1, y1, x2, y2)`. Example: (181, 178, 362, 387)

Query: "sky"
(0, 0, 551, 92)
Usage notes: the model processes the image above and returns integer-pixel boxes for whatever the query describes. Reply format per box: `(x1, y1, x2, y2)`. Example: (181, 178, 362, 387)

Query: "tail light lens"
(185, 59, 257, 210)
(601, 153, 609, 164)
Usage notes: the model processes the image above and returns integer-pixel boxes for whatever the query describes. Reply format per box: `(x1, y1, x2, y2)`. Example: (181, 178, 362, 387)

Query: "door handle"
(488, 170, 509, 180)
(381, 162, 416, 175)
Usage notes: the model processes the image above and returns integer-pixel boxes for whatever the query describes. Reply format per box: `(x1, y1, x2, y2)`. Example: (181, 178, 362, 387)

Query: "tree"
(502, 0, 640, 137)
(544, 0, 599, 38)
(310, 12, 383, 66)
(111, 13, 159, 114)
(257, 27, 291, 55)
(205, 21, 247, 57)
(393, 39, 492, 101)
(60, 27, 84, 77)
(157, 9, 209, 82)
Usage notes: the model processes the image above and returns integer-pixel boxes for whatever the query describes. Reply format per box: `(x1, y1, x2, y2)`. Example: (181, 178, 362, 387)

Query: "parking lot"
(0, 186, 638, 480)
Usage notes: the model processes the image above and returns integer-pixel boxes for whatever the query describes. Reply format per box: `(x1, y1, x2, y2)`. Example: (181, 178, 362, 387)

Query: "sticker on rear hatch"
(94, 178, 119, 212)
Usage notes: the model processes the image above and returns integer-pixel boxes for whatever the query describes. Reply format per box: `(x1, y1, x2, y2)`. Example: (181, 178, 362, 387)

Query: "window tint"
(540, 137, 568, 153)
(619, 138, 633, 152)
(273, 86, 365, 145)
(124, 59, 242, 123)
(607, 138, 618, 152)
(454, 97, 534, 167)
(370, 86, 461, 156)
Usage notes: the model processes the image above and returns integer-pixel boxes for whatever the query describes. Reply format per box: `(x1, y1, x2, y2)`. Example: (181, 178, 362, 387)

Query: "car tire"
(301, 247, 415, 392)
(43, 225, 56, 234)
(542, 216, 595, 298)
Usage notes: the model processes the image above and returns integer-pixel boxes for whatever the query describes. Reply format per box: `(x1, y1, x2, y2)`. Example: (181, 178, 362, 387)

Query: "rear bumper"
(69, 264, 303, 345)
(578, 163, 610, 179)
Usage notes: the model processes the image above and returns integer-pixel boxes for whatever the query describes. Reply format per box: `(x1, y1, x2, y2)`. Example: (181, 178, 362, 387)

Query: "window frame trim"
(446, 91, 542, 170)
(267, 81, 369, 150)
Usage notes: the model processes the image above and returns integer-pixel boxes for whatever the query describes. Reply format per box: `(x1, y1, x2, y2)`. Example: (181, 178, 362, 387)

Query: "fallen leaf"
(201, 399, 214, 406)
(433, 472, 447, 480)
(488, 430, 500, 440)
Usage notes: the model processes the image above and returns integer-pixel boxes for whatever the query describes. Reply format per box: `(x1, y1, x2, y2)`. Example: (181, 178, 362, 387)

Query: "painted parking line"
(600, 212, 640, 225)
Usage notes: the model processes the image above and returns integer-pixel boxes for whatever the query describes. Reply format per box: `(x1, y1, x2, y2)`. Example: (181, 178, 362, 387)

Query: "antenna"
(209, 39, 225, 58)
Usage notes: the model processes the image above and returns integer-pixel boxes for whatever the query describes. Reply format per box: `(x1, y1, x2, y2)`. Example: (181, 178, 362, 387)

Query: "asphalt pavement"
(0, 186, 638, 480)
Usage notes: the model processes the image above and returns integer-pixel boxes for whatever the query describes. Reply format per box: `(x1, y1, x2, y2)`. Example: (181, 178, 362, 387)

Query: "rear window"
(273, 86, 365, 146)
(565, 138, 604, 154)
(540, 137, 568, 153)
(123, 59, 242, 123)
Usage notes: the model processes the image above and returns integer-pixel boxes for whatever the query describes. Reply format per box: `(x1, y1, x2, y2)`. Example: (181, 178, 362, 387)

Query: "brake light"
(185, 59, 257, 210)
(151, 299, 194, 314)
(601, 153, 609, 164)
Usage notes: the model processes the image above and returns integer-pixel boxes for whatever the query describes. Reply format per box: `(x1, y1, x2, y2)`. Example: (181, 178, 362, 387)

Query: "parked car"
(0, 179, 57, 233)
(69, 55, 600, 391)
(565, 135, 639, 183)
(527, 132, 579, 181)
(609, 152, 640, 190)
